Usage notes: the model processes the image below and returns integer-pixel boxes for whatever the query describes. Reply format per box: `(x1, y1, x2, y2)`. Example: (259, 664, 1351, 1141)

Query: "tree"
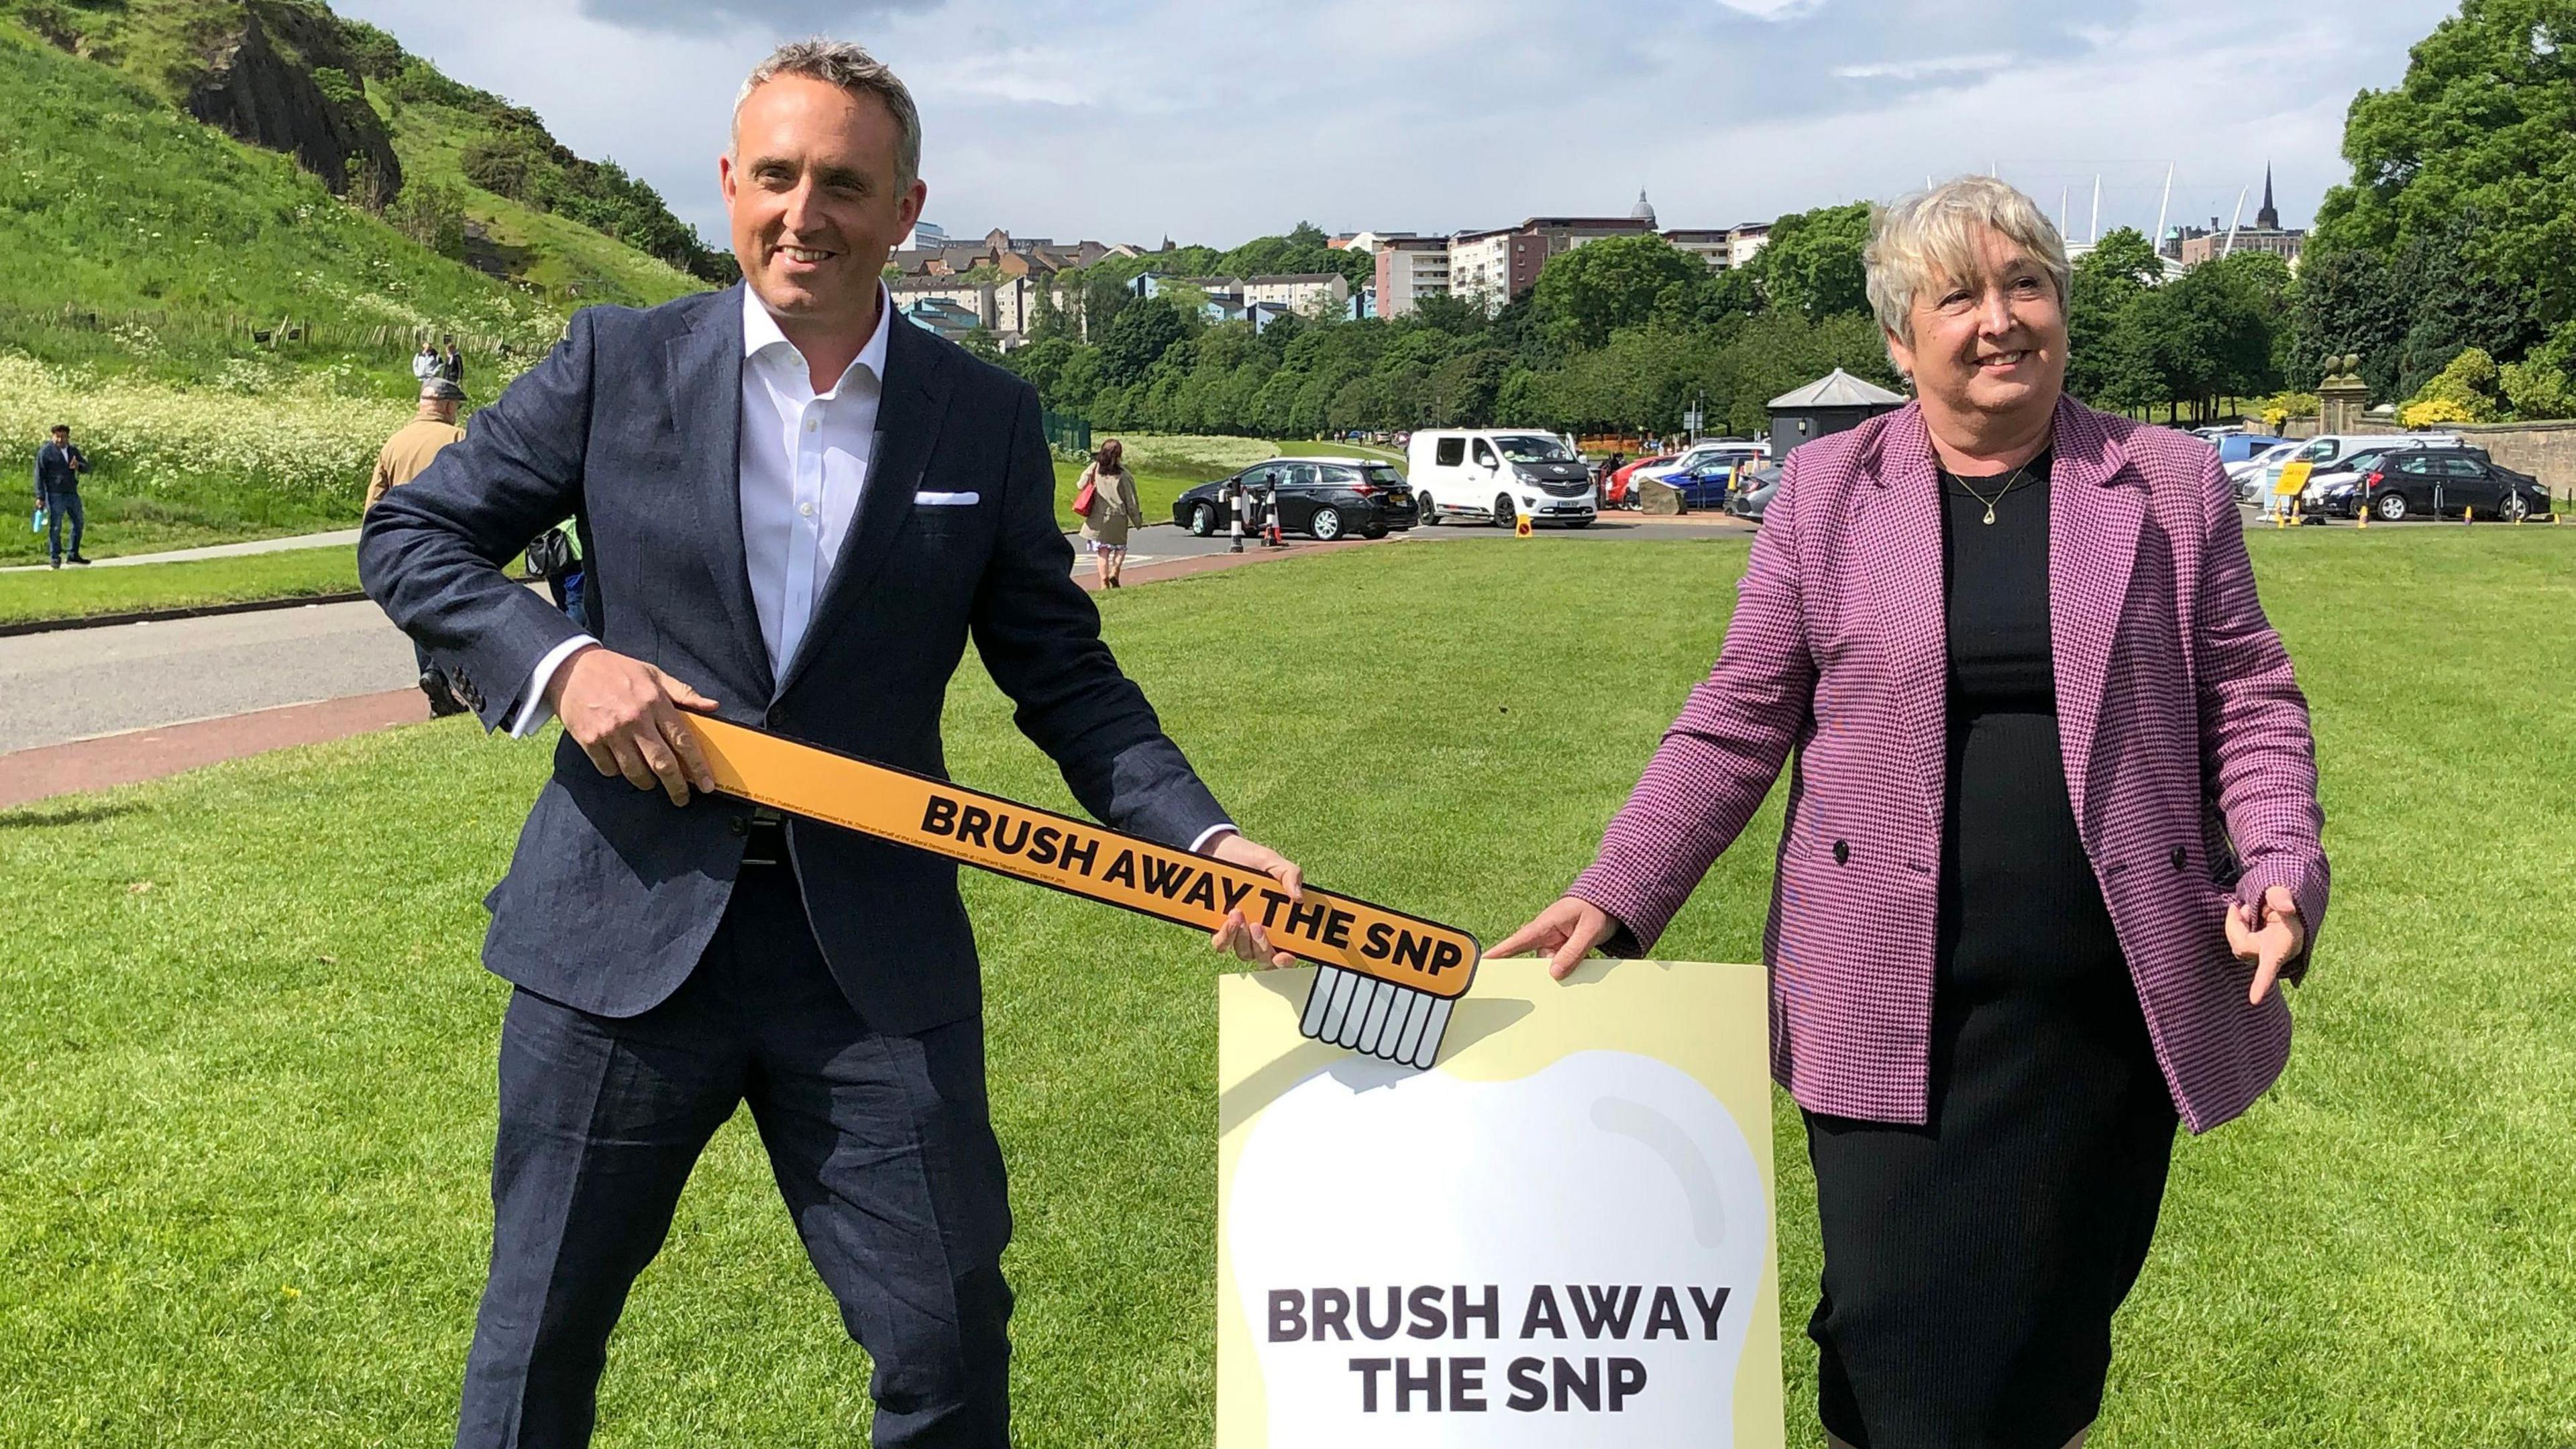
(1098, 295, 1189, 385)
(2315, 0, 2576, 329)
(2065, 227, 2161, 407)
(2288, 244, 2408, 396)
(1754, 203, 1873, 321)
(1526, 233, 1711, 350)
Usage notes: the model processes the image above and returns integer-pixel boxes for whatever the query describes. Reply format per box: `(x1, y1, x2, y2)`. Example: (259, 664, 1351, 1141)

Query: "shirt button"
(799, 501, 815, 517)
(806, 419, 818, 432)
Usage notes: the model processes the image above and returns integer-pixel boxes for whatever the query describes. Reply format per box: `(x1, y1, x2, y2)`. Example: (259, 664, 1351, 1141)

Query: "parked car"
(1172, 457, 1418, 540)
(1635, 440, 1765, 488)
(2298, 441, 2486, 508)
(1727, 464, 1784, 523)
(2334, 449, 2551, 522)
(1406, 429, 1597, 528)
(2251, 431, 2465, 505)
(2212, 433, 2286, 466)
(1601, 454, 1675, 508)
(2231, 441, 2304, 499)
(1664, 455, 1762, 510)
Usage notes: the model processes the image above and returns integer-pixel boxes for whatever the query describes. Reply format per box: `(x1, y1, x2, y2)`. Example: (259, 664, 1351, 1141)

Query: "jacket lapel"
(774, 313, 955, 700)
(1851, 403, 1950, 835)
(2045, 395, 2143, 840)
(665, 286, 773, 701)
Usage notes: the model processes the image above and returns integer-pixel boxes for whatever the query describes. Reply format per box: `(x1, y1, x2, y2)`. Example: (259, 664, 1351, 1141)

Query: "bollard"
(1515, 513, 1534, 539)
(2464, 505, 2473, 525)
(1228, 488, 1244, 553)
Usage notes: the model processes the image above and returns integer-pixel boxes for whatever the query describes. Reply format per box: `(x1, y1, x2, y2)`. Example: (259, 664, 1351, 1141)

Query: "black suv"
(2332, 448, 2553, 522)
(1174, 458, 1418, 540)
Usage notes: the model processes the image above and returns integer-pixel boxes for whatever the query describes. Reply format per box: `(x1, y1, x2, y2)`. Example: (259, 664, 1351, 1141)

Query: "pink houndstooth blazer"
(1569, 396, 2328, 1134)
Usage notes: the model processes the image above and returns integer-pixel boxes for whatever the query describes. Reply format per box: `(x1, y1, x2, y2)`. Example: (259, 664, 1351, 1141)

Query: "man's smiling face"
(720, 74, 924, 330)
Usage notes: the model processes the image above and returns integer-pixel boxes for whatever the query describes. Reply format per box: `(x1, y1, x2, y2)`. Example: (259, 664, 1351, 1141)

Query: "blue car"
(2213, 433, 2286, 466)
(1669, 455, 1762, 510)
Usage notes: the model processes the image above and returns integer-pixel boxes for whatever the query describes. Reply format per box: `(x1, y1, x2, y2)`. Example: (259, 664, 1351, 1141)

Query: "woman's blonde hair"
(1864, 176, 2070, 347)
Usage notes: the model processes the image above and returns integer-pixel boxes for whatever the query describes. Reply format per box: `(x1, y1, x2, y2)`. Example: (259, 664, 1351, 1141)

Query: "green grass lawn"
(0, 544, 360, 624)
(3, 531, 2573, 1446)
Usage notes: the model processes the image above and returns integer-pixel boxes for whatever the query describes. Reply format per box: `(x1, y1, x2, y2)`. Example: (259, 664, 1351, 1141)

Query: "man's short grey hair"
(734, 38, 922, 189)
(1864, 175, 2070, 347)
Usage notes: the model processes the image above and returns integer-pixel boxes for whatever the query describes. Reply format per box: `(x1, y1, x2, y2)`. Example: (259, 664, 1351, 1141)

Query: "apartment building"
(1449, 215, 1659, 313)
(1373, 237, 1452, 318)
(1242, 272, 1351, 315)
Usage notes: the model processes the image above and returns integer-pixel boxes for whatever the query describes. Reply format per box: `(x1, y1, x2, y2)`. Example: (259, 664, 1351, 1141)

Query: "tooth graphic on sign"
(1226, 1051, 1770, 1446)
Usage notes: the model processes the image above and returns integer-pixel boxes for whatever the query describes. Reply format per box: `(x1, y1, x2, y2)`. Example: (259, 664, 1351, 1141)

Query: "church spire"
(2256, 164, 2279, 231)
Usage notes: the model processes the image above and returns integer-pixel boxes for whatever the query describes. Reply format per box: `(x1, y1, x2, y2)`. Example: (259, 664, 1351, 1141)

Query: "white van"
(1406, 429, 1597, 529)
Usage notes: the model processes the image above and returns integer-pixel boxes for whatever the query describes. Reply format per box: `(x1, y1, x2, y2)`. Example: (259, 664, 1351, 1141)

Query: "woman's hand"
(1493, 896, 1619, 981)
(2225, 883, 2305, 1005)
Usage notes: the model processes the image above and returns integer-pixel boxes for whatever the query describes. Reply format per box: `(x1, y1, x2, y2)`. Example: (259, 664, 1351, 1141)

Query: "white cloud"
(333, 0, 2457, 254)
(1832, 53, 2016, 81)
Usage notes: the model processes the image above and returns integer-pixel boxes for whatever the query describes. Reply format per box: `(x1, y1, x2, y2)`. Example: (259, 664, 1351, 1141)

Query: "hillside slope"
(0, 21, 563, 379)
(0, 0, 718, 315)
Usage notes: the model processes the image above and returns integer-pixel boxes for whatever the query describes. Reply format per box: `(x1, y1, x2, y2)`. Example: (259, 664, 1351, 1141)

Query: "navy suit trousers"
(454, 860, 1014, 1448)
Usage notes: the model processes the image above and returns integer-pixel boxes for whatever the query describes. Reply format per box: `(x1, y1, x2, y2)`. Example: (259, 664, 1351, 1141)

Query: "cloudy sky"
(339, 0, 2457, 253)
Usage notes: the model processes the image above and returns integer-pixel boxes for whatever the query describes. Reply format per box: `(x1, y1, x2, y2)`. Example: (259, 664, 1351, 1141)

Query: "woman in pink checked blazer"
(1498, 177, 2326, 1449)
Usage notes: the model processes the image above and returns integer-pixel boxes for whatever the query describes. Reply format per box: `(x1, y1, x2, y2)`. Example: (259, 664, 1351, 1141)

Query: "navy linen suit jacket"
(360, 284, 1232, 1034)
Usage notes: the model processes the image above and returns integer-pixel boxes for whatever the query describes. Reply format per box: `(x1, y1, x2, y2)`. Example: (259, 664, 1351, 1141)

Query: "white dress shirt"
(511, 285, 890, 734)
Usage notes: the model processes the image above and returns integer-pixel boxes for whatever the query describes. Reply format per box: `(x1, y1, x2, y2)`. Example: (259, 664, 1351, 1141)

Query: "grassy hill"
(0, 2, 721, 560)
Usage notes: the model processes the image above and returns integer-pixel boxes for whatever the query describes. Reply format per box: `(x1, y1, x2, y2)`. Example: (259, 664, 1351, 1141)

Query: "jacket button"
(729, 816, 749, 837)
(2169, 845, 2188, 872)
(1833, 840, 1850, 865)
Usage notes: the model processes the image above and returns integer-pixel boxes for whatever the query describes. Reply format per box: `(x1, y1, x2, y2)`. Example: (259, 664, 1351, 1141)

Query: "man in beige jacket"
(368, 377, 470, 713)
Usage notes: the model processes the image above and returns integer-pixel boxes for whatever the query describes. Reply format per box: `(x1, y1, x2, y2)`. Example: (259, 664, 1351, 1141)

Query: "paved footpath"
(0, 527, 364, 573)
(0, 515, 1764, 810)
(0, 530, 1384, 810)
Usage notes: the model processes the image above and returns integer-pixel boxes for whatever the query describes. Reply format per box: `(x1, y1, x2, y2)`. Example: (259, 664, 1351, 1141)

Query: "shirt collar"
(742, 282, 894, 397)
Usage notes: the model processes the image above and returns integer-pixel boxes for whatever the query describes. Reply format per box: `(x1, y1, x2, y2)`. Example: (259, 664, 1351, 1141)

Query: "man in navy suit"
(361, 40, 1301, 1448)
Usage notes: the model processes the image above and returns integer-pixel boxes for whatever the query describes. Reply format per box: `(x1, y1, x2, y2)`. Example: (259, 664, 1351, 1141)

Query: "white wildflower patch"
(0, 354, 410, 506)
(1109, 433, 1305, 474)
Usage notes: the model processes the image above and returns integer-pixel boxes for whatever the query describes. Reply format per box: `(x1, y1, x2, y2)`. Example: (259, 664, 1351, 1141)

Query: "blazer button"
(729, 816, 749, 837)
(2169, 845, 2188, 872)
(1833, 840, 1850, 866)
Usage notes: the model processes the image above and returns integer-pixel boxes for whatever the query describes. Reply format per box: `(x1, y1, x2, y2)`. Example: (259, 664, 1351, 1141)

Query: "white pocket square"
(914, 490, 979, 506)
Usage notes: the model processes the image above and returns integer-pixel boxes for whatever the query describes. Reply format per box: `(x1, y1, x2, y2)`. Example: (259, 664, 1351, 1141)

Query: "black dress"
(1802, 454, 2180, 1448)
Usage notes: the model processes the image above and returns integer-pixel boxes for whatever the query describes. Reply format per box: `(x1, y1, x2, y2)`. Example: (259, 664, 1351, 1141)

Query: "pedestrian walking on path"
(1074, 437, 1143, 587)
(34, 423, 89, 568)
(368, 378, 470, 714)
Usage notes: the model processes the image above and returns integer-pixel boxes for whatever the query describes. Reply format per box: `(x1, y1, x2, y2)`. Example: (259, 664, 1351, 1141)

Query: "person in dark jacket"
(33, 423, 89, 567)
(362, 38, 1305, 1448)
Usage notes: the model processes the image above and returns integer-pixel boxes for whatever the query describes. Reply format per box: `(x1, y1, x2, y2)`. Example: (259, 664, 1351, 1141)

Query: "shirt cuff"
(508, 634, 598, 738)
(1189, 822, 1241, 855)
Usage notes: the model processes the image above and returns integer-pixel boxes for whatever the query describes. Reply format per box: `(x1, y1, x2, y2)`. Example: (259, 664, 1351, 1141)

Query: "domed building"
(1630, 189, 1658, 229)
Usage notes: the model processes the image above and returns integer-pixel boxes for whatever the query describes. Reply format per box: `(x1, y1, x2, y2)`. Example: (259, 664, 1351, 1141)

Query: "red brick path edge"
(0, 539, 1373, 812)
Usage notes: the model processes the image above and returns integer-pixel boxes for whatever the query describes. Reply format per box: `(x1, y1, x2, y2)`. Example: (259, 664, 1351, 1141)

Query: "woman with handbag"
(1075, 439, 1144, 588)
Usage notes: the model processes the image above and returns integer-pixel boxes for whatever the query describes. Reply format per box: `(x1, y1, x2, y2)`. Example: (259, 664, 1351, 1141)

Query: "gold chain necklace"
(1951, 461, 2035, 525)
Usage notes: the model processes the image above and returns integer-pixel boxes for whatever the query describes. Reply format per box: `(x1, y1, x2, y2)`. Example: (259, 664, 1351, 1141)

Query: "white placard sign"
(1217, 958, 1783, 1447)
